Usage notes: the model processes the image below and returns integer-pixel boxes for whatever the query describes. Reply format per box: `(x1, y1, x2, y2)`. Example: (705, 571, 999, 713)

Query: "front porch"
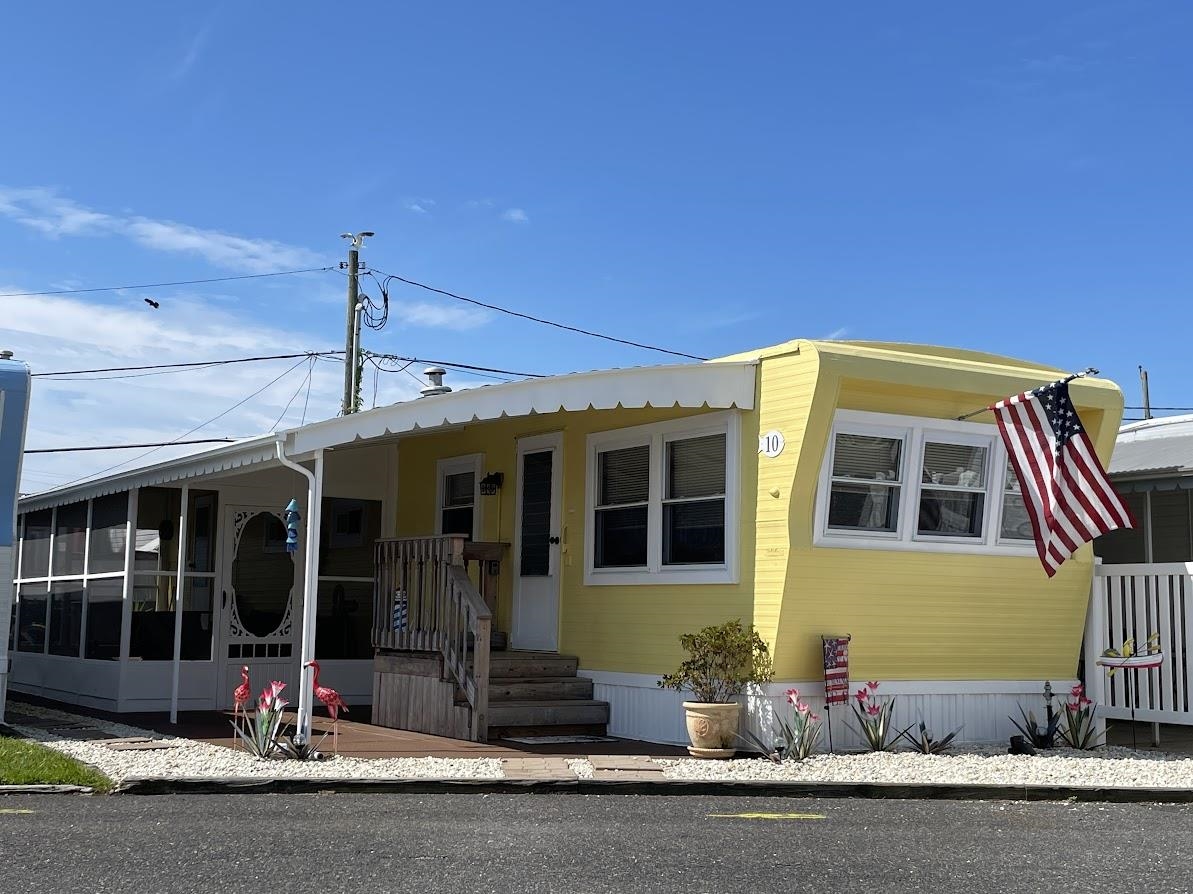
(370, 535, 611, 742)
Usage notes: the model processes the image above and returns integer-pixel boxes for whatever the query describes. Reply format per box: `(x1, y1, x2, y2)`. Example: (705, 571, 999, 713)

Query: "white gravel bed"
(660, 745, 1193, 788)
(8, 704, 503, 784)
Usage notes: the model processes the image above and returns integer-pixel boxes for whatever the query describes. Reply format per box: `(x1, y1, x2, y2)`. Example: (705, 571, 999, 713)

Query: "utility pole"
(339, 231, 374, 414)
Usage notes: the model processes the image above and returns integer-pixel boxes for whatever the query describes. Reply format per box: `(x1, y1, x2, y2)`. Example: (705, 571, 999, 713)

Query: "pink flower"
(855, 688, 868, 702)
(796, 701, 810, 715)
(785, 688, 800, 706)
(1066, 701, 1081, 711)
(259, 686, 274, 709)
(270, 680, 286, 700)
(867, 681, 880, 691)
(1070, 683, 1084, 698)
(866, 703, 881, 716)
(809, 712, 820, 723)
(1080, 696, 1093, 707)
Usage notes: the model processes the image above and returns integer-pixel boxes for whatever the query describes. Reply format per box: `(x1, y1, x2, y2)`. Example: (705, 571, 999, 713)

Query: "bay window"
(587, 412, 738, 584)
(817, 409, 1038, 555)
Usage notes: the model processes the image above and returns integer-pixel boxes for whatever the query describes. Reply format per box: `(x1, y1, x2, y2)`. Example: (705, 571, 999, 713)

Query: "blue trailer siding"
(0, 358, 31, 721)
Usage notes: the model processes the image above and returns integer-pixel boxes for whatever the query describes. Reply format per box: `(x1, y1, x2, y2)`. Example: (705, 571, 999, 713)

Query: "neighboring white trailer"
(0, 354, 31, 722)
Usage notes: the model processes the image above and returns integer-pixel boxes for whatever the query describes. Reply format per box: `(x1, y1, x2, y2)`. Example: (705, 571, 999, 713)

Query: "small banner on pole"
(391, 590, 408, 632)
(821, 635, 851, 705)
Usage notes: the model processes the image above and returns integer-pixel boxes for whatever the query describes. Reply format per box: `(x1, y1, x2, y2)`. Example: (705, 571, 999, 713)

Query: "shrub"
(658, 619, 773, 703)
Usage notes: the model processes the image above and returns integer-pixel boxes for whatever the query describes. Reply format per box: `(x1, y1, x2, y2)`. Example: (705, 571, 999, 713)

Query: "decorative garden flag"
(821, 635, 851, 705)
(990, 379, 1134, 577)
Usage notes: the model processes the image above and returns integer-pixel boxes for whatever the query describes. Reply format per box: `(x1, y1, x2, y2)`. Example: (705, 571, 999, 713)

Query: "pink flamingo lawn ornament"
(232, 665, 251, 748)
(306, 659, 349, 755)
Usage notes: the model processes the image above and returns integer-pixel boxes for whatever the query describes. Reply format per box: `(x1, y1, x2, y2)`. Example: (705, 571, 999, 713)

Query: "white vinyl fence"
(1086, 562, 1192, 725)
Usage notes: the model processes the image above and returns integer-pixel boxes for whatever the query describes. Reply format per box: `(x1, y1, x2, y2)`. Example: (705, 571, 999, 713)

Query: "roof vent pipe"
(420, 366, 452, 398)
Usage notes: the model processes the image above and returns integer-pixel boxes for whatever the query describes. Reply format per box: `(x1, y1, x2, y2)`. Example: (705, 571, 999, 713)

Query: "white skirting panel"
(580, 670, 1075, 748)
(9, 655, 123, 712)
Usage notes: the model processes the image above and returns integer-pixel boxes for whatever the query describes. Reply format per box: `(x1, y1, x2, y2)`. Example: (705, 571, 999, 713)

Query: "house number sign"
(758, 430, 785, 458)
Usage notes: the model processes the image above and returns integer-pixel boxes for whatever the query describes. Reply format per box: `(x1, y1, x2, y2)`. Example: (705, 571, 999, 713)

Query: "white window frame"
(435, 454, 484, 541)
(815, 409, 1037, 557)
(585, 411, 739, 586)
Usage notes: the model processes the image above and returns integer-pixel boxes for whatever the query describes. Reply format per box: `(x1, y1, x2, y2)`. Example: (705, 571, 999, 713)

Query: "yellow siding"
(761, 342, 1124, 683)
(393, 405, 753, 672)
(390, 337, 1125, 684)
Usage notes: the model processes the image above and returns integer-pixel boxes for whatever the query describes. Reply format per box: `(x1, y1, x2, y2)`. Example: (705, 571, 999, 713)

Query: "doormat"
(501, 735, 618, 745)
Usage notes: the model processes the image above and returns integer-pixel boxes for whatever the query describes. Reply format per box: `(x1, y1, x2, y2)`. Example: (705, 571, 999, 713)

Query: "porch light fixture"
(480, 472, 504, 496)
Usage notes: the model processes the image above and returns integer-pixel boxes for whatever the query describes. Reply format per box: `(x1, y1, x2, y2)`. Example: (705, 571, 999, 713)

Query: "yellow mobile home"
(11, 339, 1123, 746)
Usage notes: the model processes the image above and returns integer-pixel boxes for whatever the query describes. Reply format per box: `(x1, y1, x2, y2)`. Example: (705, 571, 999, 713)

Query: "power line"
(0, 266, 335, 300)
(368, 267, 709, 362)
(33, 351, 344, 378)
(26, 438, 236, 454)
(365, 351, 542, 379)
(1124, 406, 1193, 411)
(48, 357, 310, 491)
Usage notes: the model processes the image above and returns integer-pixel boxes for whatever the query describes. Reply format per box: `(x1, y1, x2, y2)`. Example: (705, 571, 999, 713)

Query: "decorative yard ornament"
(820, 634, 851, 753)
(232, 665, 251, 748)
(306, 659, 349, 755)
(283, 499, 301, 554)
(978, 369, 1135, 577)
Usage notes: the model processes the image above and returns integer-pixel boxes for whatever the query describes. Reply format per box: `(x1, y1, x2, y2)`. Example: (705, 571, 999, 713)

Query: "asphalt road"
(1, 793, 1190, 893)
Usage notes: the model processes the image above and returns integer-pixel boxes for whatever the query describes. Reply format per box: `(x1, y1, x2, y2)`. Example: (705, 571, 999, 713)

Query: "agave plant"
(231, 681, 289, 759)
(898, 720, 962, 755)
(275, 727, 330, 761)
(1057, 683, 1103, 750)
(738, 688, 824, 762)
(1009, 705, 1061, 750)
(851, 682, 906, 752)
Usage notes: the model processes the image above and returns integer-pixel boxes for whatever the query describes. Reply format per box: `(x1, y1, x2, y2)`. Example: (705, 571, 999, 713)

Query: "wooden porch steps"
(482, 650, 609, 737)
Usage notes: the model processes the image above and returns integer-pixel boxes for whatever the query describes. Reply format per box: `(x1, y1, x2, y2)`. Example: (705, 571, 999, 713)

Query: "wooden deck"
(7, 695, 685, 758)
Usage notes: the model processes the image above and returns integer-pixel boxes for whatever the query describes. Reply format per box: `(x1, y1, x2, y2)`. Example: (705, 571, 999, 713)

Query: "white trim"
(583, 411, 740, 586)
(814, 409, 1038, 558)
(434, 454, 483, 540)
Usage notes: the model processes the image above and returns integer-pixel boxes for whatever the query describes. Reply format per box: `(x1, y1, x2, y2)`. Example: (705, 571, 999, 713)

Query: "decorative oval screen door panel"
(220, 506, 298, 707)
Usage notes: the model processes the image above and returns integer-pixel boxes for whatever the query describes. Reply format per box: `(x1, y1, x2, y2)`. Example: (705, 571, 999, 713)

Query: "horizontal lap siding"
(394, 406, 742, 671)
(764, 366, 1114, 683)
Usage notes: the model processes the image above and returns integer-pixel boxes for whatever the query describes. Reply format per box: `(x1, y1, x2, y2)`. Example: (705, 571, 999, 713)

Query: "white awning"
(20, 360, 757, 512)
(20, 436, 280, 512)
(285, 361, 757, 456)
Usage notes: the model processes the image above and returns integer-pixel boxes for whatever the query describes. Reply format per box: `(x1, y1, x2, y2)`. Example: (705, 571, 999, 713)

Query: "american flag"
(991, 379, 1134, 577)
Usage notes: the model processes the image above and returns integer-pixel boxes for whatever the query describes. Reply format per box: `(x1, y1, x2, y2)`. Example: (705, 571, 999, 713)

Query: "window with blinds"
(828, 433, 903, 532)
(999, 462, 1033, 541)
(917, 440, 988, 538)
(595, 444, 649, 567)
(441, 470, 476, 538)
(663, 434, 726, 564)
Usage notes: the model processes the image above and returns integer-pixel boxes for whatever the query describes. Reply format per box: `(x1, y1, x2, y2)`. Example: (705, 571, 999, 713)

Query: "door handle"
(548, 536, 560, 545)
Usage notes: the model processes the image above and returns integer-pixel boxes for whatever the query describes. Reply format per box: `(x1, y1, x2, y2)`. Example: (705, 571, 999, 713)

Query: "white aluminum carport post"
(169, 483, 190, 724)
(274, 440, 324, 744)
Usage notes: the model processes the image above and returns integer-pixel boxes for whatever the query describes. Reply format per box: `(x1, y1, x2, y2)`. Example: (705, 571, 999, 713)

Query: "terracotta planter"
(682, 701, 741, 759)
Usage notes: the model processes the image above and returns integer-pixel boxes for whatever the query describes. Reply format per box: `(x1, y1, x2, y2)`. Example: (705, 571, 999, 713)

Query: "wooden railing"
(373, 536, 494, 740)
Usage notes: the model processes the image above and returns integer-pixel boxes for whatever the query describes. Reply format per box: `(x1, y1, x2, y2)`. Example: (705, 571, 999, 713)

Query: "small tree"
(658, 619, 774, 703)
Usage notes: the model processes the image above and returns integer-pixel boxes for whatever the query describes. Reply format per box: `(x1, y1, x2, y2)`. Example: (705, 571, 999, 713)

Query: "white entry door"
(217, 506, 301, 708)
(512, 433, 562, 651)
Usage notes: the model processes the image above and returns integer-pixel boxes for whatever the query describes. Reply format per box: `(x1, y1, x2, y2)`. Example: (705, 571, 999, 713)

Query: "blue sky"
(2, 2, 1190, 491)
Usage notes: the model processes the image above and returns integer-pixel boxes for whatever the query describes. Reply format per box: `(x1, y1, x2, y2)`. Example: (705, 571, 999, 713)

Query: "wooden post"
(472, 613, 491, 741)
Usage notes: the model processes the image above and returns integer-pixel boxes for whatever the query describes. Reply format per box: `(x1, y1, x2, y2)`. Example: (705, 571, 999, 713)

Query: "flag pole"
(956, 367, 1099, 421)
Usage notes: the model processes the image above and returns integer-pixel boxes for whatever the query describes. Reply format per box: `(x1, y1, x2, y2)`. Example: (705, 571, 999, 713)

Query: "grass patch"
(0, 733, 112, 791)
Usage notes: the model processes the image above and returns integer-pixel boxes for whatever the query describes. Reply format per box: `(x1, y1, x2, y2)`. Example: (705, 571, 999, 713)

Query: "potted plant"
(658, 619, 773, 758)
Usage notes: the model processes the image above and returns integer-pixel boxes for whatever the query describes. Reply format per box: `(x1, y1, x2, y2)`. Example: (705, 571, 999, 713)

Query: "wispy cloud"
(3, 291, 424, 492)
(822, 327, 848, 340)
(0, 186, 320, 272)
(500, 208, 529, 223)
(170, 21, 213, 80)
(400, 302, 489, 330)
(404, 198, 435, 215)
(465, 198, 495, 209)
